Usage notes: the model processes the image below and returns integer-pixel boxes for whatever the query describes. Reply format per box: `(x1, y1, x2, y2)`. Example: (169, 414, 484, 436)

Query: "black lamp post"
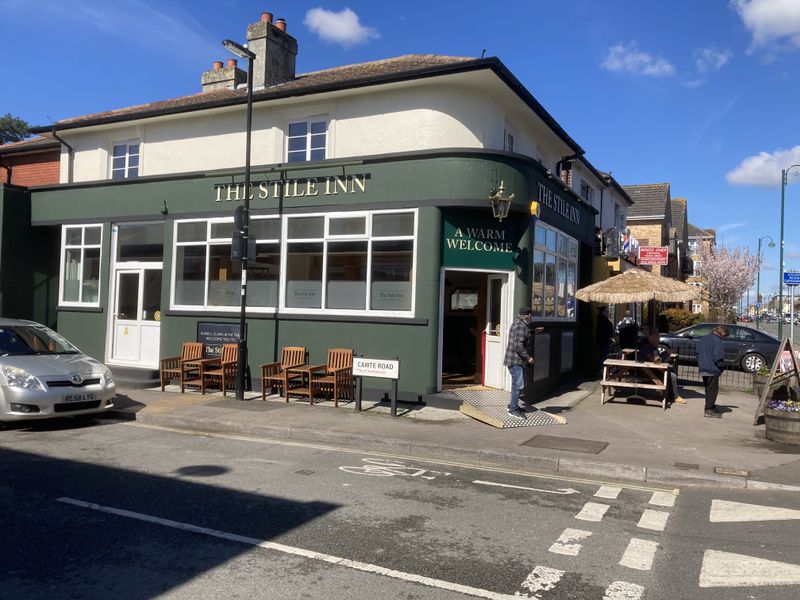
(779, 166, 800, 339)
(756, 235, 775, 330)
(223, 38, 255, 401)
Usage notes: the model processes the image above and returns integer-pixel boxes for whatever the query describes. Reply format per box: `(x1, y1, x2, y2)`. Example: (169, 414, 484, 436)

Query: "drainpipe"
(50, 127, 74, 183)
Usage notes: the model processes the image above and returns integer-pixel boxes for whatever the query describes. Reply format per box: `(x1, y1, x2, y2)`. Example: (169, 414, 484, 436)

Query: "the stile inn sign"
(213, 174, 368, 202)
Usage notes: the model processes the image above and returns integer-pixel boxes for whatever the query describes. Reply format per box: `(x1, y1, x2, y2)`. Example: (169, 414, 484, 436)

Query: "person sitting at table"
(637, 331, 685, 404)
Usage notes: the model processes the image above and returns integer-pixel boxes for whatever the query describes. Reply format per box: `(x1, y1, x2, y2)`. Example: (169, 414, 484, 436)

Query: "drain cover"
(522, 435, 608, 454)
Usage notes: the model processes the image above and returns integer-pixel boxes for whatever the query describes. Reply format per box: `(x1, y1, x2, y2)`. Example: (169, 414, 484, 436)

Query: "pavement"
(105, 378, 800, 491)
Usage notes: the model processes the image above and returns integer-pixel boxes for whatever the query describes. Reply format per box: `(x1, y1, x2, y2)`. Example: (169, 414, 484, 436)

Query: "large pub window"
(532, 223, 578, 321)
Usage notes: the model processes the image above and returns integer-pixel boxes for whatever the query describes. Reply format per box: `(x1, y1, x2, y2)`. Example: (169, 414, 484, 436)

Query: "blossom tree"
(698, 244, 760, 321)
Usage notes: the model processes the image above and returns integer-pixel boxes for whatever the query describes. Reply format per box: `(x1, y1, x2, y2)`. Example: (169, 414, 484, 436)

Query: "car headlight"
(1, 366, 45, 391)
(102, 366, 115, 386)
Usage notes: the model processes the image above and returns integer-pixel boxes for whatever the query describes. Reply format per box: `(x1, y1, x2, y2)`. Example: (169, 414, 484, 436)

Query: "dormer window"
(111, 141, 140, 180)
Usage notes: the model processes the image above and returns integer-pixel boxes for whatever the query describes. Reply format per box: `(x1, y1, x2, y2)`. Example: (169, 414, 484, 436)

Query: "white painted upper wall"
(58, 71, 576, 184)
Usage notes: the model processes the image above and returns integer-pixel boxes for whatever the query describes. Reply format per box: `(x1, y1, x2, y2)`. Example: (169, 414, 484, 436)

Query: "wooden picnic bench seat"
(200, 343, 239, 395)
(261, 346, 307, 401)
(600, 358, 669, 410)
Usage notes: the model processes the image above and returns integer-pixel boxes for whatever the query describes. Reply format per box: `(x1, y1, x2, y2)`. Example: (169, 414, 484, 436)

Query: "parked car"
(0, 319, 116, 422)
(658, 323, 780, 373)
(738, 315, 753, 323)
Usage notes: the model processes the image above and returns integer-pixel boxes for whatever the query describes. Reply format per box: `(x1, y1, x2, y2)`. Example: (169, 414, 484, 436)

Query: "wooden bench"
(159, 342, 204, 392)
(200, 343, 239, 395)
(261, 346, 307, 401)
(600, 358, 669, 410)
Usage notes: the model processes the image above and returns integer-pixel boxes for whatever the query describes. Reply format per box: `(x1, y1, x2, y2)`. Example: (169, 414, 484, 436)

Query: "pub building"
(12, 11, 597, 402)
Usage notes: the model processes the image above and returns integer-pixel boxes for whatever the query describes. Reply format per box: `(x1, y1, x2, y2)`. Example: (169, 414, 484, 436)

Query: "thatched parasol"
(575, 268, 698, 304)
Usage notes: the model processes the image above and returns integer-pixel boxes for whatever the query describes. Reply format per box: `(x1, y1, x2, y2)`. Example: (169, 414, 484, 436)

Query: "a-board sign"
(196, 322, 241, 357)
(353, 357, 400, 380)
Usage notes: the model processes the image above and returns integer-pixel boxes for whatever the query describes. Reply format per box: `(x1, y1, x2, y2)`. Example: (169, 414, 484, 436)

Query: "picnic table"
(600, 358, 670, 410)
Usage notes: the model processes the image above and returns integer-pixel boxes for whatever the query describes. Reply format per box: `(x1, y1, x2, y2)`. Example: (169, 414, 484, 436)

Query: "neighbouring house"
(687, 223, 716, 317)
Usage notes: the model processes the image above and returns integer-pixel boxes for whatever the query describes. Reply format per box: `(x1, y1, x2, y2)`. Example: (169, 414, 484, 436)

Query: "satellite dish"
(234, 205, 248, 233)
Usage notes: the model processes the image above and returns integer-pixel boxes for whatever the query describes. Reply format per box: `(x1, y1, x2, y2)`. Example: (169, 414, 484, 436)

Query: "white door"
(483, 274, 507, 388)
(111, 268, 162, 367)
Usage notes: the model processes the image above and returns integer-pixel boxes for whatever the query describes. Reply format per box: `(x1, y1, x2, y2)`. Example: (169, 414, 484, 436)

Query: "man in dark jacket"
(503, 307, 535, 417)
(697, 325, 729, 418)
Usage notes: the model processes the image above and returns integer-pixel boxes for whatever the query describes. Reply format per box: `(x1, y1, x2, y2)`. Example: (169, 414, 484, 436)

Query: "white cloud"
(730, 0, 800, 50)
(304, 7, 379, 48)
(601, 42, 675, 77)
(726, 145, 800, 186)
(696, 47, 732, 73)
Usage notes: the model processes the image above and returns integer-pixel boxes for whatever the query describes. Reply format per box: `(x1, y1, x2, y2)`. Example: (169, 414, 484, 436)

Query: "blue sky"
(2, 0, 800, 295)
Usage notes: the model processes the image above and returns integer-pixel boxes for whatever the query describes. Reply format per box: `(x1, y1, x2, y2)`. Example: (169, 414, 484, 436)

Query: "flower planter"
(764, 407, 800, 445)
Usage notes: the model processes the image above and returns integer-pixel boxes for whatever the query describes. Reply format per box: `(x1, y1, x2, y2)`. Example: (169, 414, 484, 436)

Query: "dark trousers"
(702, 375, 720, 410)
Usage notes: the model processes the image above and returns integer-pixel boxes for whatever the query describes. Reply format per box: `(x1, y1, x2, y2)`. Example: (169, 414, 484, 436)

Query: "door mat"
(521, 434, 608, 454)
(453, 389, 565, 429)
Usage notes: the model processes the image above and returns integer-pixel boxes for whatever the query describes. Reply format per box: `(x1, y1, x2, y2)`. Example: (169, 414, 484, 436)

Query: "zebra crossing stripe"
(576, 501, 610, 522)
(619, 538, 659, 571)
(595, 485, 622, 499)
(649, 491, 676, 507)
(603, 580, 645, 600)
(518, 565, 565, 597)
(548, 528, 593, 556)
(637, 509, 669, 531)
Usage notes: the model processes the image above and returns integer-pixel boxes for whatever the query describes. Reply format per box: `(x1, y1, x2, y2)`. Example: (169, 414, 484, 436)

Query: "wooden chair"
(313, 348, 354, 407)
(260, 346, 307, 401)
(200, 344, 239, 395)
(159, 342, 204, 391)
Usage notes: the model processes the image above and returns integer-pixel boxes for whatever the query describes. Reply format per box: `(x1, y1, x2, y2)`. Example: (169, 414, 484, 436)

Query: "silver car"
(0, 319, 116, 421)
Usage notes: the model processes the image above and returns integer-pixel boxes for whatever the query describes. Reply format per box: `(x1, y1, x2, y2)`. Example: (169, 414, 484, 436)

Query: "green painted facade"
(27, 151, 595, 397)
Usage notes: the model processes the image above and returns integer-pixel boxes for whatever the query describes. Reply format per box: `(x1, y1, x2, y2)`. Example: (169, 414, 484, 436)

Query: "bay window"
(532, 223, 578, 321)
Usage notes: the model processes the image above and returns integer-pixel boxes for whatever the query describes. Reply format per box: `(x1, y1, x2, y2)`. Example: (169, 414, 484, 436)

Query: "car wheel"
(742, 353, 766, 373)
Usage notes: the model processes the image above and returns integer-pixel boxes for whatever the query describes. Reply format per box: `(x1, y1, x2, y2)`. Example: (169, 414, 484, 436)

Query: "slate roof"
(623, 183, 671, 217)
(29, 55, 582, 154)
(688, 223, 715, 238)
(671, 197, 687, 234)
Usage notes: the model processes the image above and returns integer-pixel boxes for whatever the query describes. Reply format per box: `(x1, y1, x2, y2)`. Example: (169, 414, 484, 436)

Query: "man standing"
(697, 325, 729, 418)
(504, 307, 535, 418)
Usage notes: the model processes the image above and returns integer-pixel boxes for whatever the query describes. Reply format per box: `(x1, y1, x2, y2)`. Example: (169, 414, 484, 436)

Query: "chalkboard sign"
(196, 322, 242, 357)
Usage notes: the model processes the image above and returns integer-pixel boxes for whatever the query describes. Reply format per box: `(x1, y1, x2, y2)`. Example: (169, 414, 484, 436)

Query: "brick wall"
(1, 150, 60, 187)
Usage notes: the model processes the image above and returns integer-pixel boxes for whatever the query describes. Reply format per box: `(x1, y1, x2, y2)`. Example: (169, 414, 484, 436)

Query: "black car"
(658, 323, 780, 373)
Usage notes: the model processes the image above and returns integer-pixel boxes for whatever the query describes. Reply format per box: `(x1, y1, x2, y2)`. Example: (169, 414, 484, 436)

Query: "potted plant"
(752, 365, 770, 398)
(765, 385, 800, 445)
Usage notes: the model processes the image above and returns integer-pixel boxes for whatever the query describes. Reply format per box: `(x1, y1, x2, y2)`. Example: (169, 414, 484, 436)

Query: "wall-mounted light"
(489, 180, 513, 221)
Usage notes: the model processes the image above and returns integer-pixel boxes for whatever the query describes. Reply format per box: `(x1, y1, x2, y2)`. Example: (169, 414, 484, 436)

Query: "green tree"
(0, 113, 30, 144)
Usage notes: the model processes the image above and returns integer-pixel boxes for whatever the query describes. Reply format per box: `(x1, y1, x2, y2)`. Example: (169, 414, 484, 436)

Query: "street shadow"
(0, 446, 339, 599)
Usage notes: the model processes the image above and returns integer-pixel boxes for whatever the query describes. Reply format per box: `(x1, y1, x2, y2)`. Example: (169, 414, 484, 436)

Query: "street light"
(223, 38, 256, 401)
(756, 235, 775, 330)
(779, 165, 800, 339)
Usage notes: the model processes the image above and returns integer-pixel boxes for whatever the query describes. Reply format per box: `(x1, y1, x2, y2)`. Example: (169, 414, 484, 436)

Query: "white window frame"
(286, 116, 328, 163)
(109, 139, 141, 180)
(59, 224, 103, 307)
(503, 124, 516, 153)
(532, 222, 579, 322)
(170, 216, 281, 312)
(280, 209, 417, 317)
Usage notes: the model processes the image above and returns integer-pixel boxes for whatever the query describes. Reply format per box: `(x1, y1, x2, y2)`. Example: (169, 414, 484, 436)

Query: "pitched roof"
(671, 197, 687, 234)
(623, 183, 671, 217)
(598, 170, 633, 205)
(0, 135, 60, 155)
(29, 54, 582, 154)
(688, 223, 715, 238)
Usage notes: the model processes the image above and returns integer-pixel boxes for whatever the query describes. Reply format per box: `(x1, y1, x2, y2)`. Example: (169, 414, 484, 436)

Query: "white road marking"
(603, 580, 645, 600)
(473, 480, 580, 495)
(619, 538, 659, 571)
(57, 497, 520, 600)
(649, 491, 676, 507)
(548, 528, 592, 556)
(517, 565, 564, 598)
(575, 501, 610, 522)
(637, 509, 669, 532)
(710, 499, 800, 523)
(595, 485, 621, 499)
(700, 549, 800, 588)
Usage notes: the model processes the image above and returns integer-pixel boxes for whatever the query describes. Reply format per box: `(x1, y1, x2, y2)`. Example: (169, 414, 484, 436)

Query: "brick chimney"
(201, 59, 247, 92)
(246, 11, 298, 89)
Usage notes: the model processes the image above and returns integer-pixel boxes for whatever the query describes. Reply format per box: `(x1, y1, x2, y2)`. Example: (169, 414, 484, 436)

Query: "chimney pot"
(261, 11, 273, 23)
(275, 18, 286, 32)
(227, 58, 238, 68)
(213, 60, 223, 70)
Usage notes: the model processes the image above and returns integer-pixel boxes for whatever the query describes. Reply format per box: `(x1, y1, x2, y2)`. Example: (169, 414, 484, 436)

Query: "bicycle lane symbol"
(339, 458, 451, 480)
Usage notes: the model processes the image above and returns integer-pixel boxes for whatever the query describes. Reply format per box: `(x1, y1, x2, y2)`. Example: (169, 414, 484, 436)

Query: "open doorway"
(440, 269, 511, 391)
